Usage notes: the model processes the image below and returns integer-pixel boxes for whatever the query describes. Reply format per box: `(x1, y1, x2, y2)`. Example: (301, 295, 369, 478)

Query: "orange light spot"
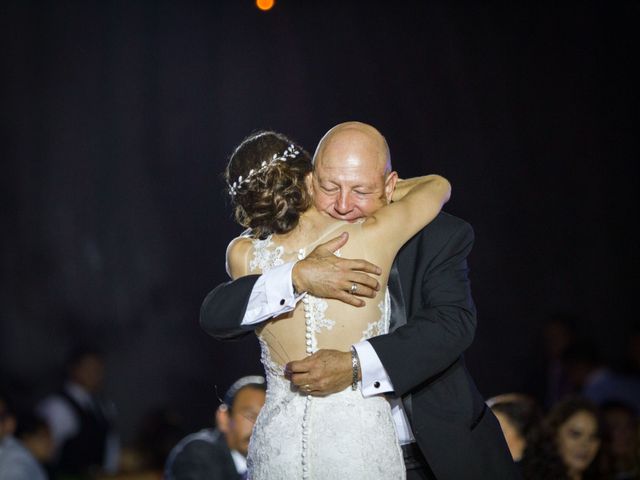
(256, 0, 275, 11)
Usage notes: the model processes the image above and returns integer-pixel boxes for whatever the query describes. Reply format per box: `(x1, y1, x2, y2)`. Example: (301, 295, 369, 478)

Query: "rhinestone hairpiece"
(228, 144, 300, 196)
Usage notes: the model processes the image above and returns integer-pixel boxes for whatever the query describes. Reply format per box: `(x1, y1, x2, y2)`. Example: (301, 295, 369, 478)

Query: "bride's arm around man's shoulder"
(364, 174, 451, 250)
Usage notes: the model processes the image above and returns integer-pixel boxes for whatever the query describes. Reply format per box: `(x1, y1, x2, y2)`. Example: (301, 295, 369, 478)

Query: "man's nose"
(334, 192, 353, 214)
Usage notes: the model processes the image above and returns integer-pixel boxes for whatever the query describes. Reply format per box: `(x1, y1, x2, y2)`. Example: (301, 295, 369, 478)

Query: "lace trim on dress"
(359, 288, 391, 341)
(306, 297, 335, 333)
(248, 244, 404, 479)
(257, 336, 285, 378)
(249, 236, 284, 272)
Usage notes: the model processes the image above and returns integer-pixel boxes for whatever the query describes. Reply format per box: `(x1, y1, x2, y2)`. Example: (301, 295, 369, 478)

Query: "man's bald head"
(313, 121, 392, 176)
(311, 121, 397, 222)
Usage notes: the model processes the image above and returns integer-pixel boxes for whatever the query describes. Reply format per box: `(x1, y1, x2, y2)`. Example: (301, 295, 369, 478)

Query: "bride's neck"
(300, 207, 336, 229)
(277, 208, 335, 242)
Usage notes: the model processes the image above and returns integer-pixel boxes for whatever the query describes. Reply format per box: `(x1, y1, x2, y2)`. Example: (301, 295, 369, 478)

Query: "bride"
(223, 127, 450, 479)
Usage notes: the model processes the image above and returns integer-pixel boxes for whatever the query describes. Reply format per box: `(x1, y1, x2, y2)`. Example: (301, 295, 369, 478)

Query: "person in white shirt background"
(37, 347, 119, 478)
(0, 391, 52, 480)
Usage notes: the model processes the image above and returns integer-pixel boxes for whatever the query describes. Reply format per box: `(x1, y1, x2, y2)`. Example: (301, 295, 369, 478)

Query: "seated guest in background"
(0, 392, 50, 480)
(522, 397, 606, 480)
(600, 401, 639, 480)
(126, 407, 187, 475)
(90, 407, 184, 480)
(164, 376, 266, 480)
(15, 412, 55, 472)
(487, 393, 542, 465)
(37, 347, 119, 479)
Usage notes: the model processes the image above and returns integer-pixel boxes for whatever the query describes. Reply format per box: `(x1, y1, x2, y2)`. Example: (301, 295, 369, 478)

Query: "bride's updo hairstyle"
(225, 131, 313, 239)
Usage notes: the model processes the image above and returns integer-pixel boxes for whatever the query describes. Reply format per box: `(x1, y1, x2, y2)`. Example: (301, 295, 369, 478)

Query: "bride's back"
(238, 214, 394, 368)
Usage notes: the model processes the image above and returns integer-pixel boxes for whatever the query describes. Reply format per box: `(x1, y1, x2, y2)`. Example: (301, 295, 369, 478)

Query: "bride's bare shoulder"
(225, 235, 253, 278)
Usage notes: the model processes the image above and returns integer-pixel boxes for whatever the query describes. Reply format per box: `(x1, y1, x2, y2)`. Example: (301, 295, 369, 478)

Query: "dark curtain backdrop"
(1, 1, 638, 442)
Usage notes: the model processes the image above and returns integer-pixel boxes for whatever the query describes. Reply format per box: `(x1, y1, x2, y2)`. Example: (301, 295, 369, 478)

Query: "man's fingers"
(339, 279, 376, 299)
(289, 372, 312, 386)
(349, 284, 376, 299)
(333, 290, 366, 307)
(342, 258, 382, 276)
(285, 358, 311, 374)
(317, 232, 349, 254)
(349, 272, 380, 293)
(308, 388, 330, 398)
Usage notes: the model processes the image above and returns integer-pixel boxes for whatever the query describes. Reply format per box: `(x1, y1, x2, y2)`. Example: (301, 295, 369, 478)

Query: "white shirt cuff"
(241, 262, 305, 326)
(353, 340, 395, 396)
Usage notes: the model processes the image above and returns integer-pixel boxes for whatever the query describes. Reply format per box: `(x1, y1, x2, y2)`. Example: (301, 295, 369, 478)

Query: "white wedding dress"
(244, 229, 405, 480)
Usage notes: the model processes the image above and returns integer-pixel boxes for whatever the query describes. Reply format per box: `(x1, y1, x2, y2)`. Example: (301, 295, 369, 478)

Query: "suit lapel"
(388, 252, 415, 422)
(387, 259, 407, 333)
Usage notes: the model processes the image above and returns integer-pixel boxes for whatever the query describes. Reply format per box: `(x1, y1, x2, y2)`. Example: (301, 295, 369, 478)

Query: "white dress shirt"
(0, 436, 48, 480)
(230, 449, 247, 476)
(240, 261, 415, 445)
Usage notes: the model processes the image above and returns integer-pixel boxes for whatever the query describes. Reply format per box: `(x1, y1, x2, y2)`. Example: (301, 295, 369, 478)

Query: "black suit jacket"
(164, 428, 241, 480)
(200, 212, 520, 479)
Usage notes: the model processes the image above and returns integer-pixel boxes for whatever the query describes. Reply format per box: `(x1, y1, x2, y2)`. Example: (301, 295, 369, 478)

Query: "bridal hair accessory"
(228, 144, 300, 196)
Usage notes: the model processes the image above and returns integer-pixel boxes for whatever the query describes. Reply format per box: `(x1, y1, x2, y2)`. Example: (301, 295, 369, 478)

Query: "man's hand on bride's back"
(291, 232, 381, 307)
(285, 349, 353, 396)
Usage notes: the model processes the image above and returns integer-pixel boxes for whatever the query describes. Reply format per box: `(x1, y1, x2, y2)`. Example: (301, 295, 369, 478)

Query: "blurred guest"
(600, 401, 639, 480)
(130, 407, 186, 473)
(487, 393, 542, 464)
(0, 392, 49, 480)
(623, 330, 640, 375)
(564, 342, 640, 413)
(15, 412, 55, 468)
(523, 397, 605, 480)
(164, 376, 266, 480)
(37, 347, 119, 479)
(542, 313, 578, 407)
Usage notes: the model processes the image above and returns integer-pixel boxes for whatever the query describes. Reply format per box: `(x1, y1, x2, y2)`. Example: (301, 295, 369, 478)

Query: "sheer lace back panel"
(247, 220, 392, 373)
(244, 220, 405, 480)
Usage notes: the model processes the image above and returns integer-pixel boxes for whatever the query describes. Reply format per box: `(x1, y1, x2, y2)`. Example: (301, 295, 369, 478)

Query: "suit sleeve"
(368, 221, 477, 396)
(199, 275, 260, 340)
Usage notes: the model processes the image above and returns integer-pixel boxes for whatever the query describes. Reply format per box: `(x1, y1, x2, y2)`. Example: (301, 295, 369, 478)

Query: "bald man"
(201, 122, 519, 479)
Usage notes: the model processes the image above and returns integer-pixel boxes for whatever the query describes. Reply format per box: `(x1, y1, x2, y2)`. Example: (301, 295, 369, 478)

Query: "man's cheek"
(355, 200, 378, 216)
(316, 198, 333, 212)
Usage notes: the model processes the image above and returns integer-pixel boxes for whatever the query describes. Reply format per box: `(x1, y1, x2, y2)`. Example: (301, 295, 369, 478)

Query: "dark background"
(1, 1, 638, 444)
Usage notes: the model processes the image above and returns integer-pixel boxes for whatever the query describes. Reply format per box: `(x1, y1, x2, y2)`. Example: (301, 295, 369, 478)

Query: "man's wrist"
(291, 260, 306, 295)
(353, 341, 394, 396)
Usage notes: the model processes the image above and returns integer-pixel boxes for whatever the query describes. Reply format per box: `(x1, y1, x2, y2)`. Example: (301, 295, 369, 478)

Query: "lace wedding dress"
(244, 228, 405, 480)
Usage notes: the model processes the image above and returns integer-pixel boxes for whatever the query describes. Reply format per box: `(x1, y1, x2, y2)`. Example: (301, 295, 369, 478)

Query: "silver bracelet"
(350, 347, 360, 390)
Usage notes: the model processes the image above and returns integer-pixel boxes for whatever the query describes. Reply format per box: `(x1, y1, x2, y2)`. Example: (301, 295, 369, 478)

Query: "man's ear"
(216, 405, 230, 433)
(384, 171, 398, 203)
(305, 172, 314, 197)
